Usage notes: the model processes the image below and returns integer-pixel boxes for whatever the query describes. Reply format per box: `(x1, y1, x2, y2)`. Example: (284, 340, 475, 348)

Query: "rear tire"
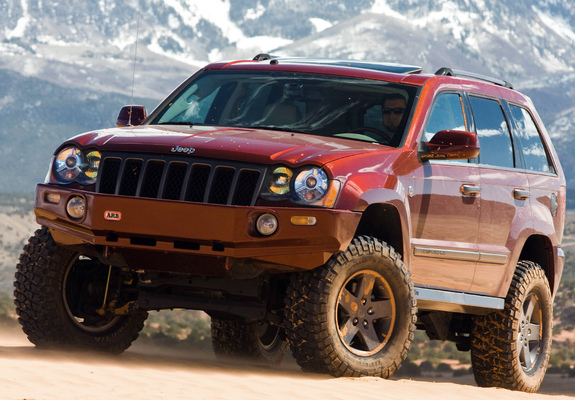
(284, 236, 416, 377)
(470, 261, 552, 392)
(14, 227, 148, 353)
(211, 318, 288, 364)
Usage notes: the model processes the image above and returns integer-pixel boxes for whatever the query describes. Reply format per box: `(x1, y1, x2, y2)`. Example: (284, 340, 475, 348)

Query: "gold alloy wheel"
(336, 269, 396, 356)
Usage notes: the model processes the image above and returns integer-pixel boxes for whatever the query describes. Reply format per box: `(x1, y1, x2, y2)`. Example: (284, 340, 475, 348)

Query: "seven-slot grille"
(96, 153, 266, 206)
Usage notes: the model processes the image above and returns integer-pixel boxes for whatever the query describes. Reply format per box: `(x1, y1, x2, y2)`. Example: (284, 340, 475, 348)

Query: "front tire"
(470, 261, 553, 392)
(14, 227, 148, 353)
(211, 318, 288, 364)
(284, 236, 417, 377)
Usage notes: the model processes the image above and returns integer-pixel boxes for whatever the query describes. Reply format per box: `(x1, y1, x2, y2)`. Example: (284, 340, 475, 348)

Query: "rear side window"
(423, 93, 467, 141)
(469, 96, 514, 169)
(509, 105, 555, 174)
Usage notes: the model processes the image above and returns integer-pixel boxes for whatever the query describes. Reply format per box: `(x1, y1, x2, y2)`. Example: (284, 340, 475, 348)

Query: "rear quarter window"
(509, 105, 555, 174)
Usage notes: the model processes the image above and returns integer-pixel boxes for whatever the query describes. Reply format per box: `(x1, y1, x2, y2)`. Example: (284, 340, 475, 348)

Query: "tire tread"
(14, 226, 147, 353)
(471, 261, 552, 392)
(284, 236, 416, 378)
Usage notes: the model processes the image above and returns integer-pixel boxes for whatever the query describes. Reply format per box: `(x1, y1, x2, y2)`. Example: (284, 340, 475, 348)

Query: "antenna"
(129, 1, 142, 126)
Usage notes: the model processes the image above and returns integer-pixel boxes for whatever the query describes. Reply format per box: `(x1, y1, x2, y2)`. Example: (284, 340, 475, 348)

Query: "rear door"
(507, 104, 563, 291)
(467, 95, 530, 296)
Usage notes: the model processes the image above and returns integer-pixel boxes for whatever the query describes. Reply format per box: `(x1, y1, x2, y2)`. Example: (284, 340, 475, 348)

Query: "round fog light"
(66, 196, 86, 220)
(256, 213, 278, 236)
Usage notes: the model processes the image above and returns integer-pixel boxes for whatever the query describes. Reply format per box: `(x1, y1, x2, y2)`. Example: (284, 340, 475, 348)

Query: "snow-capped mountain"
(4, 0, 574, 79)
(1, 0, 575, 191)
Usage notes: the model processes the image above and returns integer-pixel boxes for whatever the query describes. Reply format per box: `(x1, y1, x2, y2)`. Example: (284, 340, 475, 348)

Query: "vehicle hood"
(67, 125, 386, 166)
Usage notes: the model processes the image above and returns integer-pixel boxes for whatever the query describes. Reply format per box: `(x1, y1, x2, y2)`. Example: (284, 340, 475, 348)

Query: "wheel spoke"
(518, 341, 528, 366)
(517, 294, 542, 370)
(338, 287, 359, 315)
(519, 339, 536, 369)
(357, 273, 376, 299)
(359, 322, 382, 351)
(340, 318, 361, 346)
(370, 299, 393, 318)
(522, 319, 541, 369)
(528, 322, 541, 340)
(524, 297, 536, 321)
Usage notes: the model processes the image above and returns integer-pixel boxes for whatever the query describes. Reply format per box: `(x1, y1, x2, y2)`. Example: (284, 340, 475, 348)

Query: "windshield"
(151, 70, 418, 146)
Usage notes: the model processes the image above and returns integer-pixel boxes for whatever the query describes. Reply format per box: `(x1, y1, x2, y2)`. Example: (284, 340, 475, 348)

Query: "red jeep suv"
(15, 54, 565, 392)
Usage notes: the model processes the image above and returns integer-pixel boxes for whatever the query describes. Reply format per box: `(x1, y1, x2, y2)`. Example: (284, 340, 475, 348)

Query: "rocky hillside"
(1, 0, 574, 190)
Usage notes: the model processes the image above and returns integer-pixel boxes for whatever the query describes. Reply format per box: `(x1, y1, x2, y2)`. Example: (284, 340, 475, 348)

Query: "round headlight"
(293, 168, 328, 204)
(53, 147, 84, 183)
(52, 147, 101, 185)
(261, 166, 294, 201)
(66, 196, 86, 220)
(269, 166, 293, 195)
(78, 150, 102, 185)
(256, 213, 278, 236)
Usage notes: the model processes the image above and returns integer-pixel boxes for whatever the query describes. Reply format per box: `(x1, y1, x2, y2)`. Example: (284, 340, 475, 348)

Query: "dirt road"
(0, 326, 573, 400)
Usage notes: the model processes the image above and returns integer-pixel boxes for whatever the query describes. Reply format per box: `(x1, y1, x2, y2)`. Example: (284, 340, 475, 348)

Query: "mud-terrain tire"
(211, 318, 288, 364)
(470, 261, 552, 393)
(14, 227, 148, 353)
(284, 236, 417, 377)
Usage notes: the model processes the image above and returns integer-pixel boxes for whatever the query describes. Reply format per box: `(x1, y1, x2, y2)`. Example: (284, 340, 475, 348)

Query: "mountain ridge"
(1, 0, 574, 191)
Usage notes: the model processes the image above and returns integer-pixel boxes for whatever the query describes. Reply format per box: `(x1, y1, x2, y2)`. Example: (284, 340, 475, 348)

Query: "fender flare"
(353, 186, 413, 264)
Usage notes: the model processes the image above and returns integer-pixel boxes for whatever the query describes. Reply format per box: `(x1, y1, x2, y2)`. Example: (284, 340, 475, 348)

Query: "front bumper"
(35, 184, 361, 275)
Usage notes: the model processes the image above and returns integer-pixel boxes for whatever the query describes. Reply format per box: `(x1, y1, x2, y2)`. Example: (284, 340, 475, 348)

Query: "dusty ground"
(1, 210, 574, 398)
(0, 326, 573, 400)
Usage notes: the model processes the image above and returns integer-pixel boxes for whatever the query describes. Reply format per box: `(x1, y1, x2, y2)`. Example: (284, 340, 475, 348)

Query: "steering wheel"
(351, 126, 393, 142)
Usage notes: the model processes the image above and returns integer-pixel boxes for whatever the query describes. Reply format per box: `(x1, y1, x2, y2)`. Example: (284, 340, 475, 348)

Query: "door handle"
(513, 189, 531, 200)
(461, 184, 481, 196)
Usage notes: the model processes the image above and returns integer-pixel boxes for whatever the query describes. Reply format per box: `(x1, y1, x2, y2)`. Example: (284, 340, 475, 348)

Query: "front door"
(409, 92, 480, 292)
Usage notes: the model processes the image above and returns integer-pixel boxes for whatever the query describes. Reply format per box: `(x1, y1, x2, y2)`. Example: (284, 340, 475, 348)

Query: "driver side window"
(423, 93, 467, 141)
(364, 105, 383, 130)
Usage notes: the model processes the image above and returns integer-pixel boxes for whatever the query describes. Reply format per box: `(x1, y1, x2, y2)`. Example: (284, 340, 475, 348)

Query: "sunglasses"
(382, 108, 405, 115)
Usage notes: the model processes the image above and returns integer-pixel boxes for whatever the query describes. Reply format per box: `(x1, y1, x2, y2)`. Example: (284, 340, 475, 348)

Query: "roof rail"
(435, 67, 513, 89)
(252, 54, 422, 74)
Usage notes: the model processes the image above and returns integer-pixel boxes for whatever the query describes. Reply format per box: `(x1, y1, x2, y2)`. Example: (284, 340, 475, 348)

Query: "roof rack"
(252, 54, 423, 75)
(435, 67, 513, 89)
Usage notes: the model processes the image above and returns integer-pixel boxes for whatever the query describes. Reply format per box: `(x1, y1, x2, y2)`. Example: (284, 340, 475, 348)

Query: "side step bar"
(415, 287, 505, 315)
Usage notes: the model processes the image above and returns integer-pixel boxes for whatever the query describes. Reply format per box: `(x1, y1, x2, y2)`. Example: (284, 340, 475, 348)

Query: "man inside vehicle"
(382, 93, 407, 136)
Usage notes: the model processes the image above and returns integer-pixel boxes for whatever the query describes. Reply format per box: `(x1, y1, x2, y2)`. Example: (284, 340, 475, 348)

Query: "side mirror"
(116, 105, 146, 127)
(419, 130, 479, 160)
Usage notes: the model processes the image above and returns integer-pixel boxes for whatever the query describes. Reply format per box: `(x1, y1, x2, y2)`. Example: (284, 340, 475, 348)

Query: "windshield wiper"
(240, 125, 307, 134)
(156, 122, 208, 127)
